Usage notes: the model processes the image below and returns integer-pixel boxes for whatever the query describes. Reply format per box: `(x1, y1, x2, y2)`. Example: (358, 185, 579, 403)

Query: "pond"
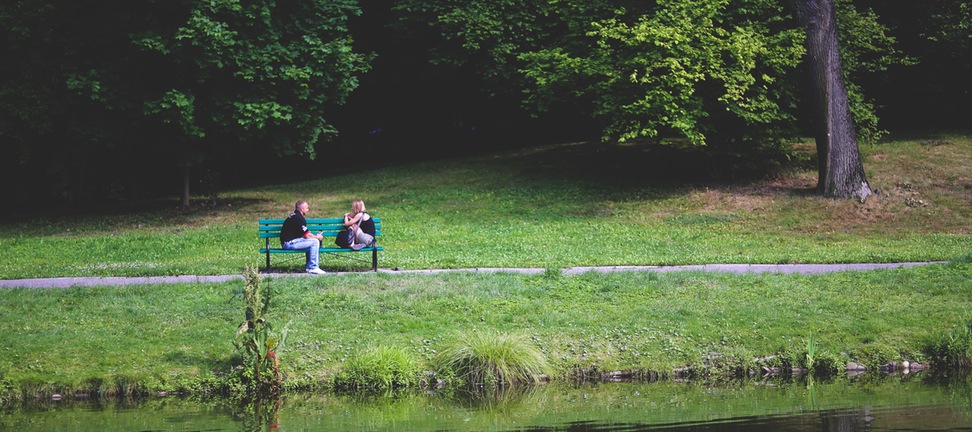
(3, 374, 972, 431)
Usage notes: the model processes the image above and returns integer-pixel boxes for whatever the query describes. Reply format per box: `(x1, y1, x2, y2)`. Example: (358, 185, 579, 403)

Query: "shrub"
(433, 331, 550, 388)
(810, 352, 843, 376)
(924, 320, 972, 370)
(333, 346, 420, 390)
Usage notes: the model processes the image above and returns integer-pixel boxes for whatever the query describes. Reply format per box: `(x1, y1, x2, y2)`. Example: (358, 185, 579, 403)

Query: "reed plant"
(433, 331, 551, 388)
(233, 266, 287, 395)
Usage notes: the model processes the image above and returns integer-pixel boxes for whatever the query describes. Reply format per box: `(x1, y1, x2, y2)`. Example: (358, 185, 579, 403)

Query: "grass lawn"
(1, 263, 970, 397)
(0, 134, 969, 278)
(0, 133, 970, 397)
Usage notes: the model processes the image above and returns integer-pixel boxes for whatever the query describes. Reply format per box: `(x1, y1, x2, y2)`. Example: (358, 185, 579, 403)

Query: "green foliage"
(333, 346, 421, 390)
(0, 0, 370, 204)
(144, 90, 205, 138)
(810, 353, 843, 377)
(391, 0, 568, 95)
(433, 331, 550, 388)
(233, 266, 287, 395)
(533, 0, 804, 145)
(149, 0, 371, 158)
(392, 0, 906, 148)
(924, 320, 972, 370)
(834, 0, 913, 144)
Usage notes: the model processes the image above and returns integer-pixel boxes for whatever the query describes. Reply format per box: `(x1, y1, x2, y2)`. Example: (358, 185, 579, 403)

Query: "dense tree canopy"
(387, 0, 904, 197)
(1, 0, 369, 208)
(390, 0, 907, 145)
(0, 0, 967, 210)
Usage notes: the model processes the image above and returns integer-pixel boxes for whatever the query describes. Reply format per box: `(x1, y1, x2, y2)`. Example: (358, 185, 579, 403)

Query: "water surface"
(3, 375, 971, 431)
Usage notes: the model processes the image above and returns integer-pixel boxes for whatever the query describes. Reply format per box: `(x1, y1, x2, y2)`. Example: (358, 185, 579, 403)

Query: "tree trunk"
(181, 166, 191, 211)
(787, 0, 871, 202)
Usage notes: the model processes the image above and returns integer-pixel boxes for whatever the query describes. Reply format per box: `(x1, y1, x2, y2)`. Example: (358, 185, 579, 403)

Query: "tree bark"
(181, 166, 191, 211)
(787, 0, 871, 202)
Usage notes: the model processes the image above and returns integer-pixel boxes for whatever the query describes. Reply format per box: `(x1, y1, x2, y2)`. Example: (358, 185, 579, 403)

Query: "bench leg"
(372, 248, 378, 272)
(264, 238, 272, 273)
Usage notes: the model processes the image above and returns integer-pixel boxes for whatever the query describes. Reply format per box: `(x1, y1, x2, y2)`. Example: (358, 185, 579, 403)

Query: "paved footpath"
(0, 262, 947, 288)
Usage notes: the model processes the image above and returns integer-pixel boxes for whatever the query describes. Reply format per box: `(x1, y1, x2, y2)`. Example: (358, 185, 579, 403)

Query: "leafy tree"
(0, 0, 370, 209)
(137, 0, 370, 209)
(519, 0, 805, 149)
(389, 0, 904, 198)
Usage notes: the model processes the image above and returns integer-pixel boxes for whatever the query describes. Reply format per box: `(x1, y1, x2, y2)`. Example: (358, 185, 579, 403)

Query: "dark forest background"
(1, 0, 968, 215)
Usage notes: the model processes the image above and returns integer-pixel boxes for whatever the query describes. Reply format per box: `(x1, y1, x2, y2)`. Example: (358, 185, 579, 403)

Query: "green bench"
(258, 217, 383, 272)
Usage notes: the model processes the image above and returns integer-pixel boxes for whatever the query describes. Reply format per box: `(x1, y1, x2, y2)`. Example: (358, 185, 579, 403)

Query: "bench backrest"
(258, 217, 382, 240)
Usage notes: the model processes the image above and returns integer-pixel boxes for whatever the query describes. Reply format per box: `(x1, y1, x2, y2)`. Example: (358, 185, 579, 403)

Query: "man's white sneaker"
(306, 268, 326, 275)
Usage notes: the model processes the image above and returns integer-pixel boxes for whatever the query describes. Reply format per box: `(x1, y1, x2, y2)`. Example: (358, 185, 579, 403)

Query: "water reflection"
(236, 396, 282, 432)
(3, 375, 972, 431)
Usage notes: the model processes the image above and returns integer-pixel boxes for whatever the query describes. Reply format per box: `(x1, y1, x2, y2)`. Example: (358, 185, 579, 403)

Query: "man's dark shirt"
(280, 211, 309, 244)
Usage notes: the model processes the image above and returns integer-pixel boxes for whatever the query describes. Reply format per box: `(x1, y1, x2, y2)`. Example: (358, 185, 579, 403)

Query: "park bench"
(258, 217, 383, 272)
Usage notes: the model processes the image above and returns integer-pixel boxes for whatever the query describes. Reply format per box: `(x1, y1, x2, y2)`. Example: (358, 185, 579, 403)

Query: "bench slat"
(261, 246, 385, 253)
(259, 217, 381, 224)
(259, 230, 383, 239)
(259, 224, 382, 232)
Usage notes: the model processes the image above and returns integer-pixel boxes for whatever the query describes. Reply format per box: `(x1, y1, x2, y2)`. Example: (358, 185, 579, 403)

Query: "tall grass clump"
(333, 346, 420, 390)
(924, 319, 972, 370)
(433, 331, 550, 388)
(233, 266, 287, 395)
(799, 333, 841, 377)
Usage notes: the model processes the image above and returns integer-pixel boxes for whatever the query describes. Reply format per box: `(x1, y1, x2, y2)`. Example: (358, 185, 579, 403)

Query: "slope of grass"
(1, 262, 970, 398)
(2, 133, 970, 399)
(1, 134, 970, 279)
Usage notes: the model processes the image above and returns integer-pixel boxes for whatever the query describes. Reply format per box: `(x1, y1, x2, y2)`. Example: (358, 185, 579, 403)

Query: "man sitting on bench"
(280, 200, 327, 275)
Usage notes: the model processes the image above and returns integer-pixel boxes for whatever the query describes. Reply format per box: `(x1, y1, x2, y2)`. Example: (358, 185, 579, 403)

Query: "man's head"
(295, 200, 309, 215)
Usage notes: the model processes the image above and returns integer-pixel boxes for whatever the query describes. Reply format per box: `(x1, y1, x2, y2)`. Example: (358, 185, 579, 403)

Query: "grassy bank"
(1, 133, 970, 279)
(1, 133, 970, 398)
(2, 262, 971, 399)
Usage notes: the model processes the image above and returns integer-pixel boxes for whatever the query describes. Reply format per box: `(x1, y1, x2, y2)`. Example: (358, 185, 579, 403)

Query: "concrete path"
(0, 262, 947, 288)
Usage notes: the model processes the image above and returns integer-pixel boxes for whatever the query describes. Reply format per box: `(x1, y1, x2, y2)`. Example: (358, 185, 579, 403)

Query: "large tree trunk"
(787, 0, 871, 202)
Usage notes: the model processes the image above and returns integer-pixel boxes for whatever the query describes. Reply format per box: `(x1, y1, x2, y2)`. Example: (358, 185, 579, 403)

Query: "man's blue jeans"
(282, 237, 321, 270)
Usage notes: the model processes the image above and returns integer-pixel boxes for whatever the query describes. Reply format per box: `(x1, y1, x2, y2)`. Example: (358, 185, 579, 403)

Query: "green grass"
(333, 345, 421, 390)
(1, 133, 970, 278)
(1, 133, 970, 398)
(1, 262, 971, 398)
